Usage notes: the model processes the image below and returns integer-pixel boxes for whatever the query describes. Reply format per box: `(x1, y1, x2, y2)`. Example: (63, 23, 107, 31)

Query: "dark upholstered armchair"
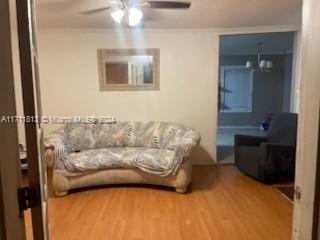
(234, 113, 298, 183)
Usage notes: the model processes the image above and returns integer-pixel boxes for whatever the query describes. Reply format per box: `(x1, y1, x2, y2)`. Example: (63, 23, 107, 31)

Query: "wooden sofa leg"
(54, 190, 68, 197)
(52, 170, 70, 197)
(175, 186, 187, 193)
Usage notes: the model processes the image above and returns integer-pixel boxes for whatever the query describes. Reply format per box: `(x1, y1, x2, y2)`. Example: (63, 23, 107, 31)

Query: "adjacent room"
(217, 32, 297, 164)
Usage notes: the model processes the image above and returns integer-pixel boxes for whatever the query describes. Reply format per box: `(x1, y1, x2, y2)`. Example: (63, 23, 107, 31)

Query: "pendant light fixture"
(246, 42, 273, 72)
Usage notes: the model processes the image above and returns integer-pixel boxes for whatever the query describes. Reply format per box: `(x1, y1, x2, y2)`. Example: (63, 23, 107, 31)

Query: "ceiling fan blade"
(145, 1, 191, 9)
(80, 6, 111, 15)
(142, 8, 162, 21)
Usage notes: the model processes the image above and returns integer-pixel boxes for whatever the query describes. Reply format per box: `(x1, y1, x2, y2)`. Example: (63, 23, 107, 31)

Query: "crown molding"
(33, 24, 301, 35)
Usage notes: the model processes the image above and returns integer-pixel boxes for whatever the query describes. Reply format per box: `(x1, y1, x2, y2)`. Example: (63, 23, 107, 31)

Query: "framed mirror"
(97, 48, 160, 91)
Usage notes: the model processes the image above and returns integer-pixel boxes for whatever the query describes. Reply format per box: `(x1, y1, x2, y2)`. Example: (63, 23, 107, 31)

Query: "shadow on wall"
(191, 146, 215, 165)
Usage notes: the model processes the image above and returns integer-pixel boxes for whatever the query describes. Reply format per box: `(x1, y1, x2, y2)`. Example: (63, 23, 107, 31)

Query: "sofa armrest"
(262, 142, 296, 159)
(260, 142, 296, 173)
(44, 126, 66, 167)
(263, 142, 295, 150)
(179, 129, 201, 148)
(183, 146, 193, 159)
(178, 129, 201, 158)
(235, 135, 267, 147)
(44, 148, 56, 168)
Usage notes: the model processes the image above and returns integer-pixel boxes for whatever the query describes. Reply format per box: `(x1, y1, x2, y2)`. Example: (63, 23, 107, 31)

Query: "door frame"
(291, 0, 320, 238)
(0, 0, 26, 239)
(311, 106, 320, 239)
(16, 0, 49, 239)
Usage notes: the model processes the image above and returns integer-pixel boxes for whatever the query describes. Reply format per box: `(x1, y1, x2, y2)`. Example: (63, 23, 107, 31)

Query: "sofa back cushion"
(94, 122, 130, 148)
(95, 121, 187, 150)
(65, 123, 95, 153)
(65, 121, 188, 151)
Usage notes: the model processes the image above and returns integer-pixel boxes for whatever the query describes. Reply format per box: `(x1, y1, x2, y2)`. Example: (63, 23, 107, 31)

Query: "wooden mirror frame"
(97, 48, 160, 91)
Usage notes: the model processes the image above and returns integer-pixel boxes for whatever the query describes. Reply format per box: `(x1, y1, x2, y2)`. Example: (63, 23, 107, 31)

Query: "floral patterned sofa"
(44, 121, 200, 196)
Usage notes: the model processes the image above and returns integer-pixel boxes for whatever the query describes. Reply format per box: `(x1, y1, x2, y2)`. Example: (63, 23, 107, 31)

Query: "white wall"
(11, 27, 300, 165)
(31, 29, 219, 164)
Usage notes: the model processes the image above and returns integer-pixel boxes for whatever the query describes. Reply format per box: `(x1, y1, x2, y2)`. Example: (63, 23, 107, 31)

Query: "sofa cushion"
(62, 147, 177, 176)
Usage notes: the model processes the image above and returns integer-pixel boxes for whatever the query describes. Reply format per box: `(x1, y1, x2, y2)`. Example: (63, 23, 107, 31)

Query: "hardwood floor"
(25, 166, 293, 240)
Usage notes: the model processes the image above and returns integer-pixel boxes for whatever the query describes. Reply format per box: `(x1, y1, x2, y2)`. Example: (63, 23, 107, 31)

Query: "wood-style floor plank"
(25, 166, 293, 240)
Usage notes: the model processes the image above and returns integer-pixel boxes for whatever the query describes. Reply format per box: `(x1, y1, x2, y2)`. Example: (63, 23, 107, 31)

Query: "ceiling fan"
(80, 0, 192, 27)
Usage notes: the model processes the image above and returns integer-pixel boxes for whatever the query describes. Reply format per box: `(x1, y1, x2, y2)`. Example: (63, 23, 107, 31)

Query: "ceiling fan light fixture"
(246, 61, 253, 68)
(266, 61, 273, 69)
(245, 42, 274, 73)
(128, 7, 143, 26)
(111, 9, 125, 23)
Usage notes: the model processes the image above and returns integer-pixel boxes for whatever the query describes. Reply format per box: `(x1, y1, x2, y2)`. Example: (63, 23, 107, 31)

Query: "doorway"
(217, 32, 297, 164)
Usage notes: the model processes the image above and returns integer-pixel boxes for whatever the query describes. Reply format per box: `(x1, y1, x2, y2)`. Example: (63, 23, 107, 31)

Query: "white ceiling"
(10, 0, 302, 29)
(220, 32, 295, 55)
